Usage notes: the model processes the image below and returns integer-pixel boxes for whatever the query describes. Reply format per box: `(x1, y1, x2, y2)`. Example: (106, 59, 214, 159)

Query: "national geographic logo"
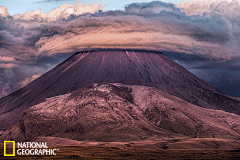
(4, 141, 15, 156)
(3, 141, 59, 156)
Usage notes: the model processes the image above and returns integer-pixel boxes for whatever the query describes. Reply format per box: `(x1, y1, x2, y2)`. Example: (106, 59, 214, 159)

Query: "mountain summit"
(0, 49, 240, 130)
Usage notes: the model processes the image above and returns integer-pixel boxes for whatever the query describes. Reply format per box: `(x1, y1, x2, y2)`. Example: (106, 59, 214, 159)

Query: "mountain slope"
(0, 49, 240, 130)
(2, 83, 240, 142)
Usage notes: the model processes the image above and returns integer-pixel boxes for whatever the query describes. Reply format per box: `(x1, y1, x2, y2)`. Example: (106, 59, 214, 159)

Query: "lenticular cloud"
(1, 0, 240, 62)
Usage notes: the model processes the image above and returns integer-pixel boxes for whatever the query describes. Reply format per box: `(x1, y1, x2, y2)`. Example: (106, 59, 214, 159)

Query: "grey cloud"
(0, 68, 23, 97)
(125, 1, 182, 15)
(190, 68, 240, 97)
(163, 51, 240, 97)
(124, 1, 230, 44)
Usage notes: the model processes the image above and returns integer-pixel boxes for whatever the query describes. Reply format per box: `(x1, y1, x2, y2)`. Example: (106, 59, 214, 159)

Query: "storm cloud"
(0, 0, 240, 97)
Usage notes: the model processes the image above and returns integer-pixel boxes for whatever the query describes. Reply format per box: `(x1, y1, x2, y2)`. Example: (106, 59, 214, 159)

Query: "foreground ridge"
(2, 83, 240, 144)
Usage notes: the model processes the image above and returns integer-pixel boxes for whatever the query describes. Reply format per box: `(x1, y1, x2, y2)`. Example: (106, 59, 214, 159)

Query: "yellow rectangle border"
(4, 141, 15, 156)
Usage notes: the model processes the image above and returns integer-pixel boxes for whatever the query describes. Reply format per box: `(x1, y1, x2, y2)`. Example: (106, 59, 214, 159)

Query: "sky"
(0, 0, 240, 98)
(1, 0, 181, 15)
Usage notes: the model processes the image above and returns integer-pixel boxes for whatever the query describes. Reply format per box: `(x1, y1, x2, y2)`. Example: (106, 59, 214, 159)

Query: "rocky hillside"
(3, 83, 240, 142)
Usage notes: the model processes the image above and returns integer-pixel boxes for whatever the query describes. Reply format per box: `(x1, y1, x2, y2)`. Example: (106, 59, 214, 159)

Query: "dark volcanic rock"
(2, 83, 240, 142)
(0, 49, 240, 130)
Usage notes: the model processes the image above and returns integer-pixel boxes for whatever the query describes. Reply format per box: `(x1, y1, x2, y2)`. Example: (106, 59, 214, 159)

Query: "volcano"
(0, 49, 240, 131)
